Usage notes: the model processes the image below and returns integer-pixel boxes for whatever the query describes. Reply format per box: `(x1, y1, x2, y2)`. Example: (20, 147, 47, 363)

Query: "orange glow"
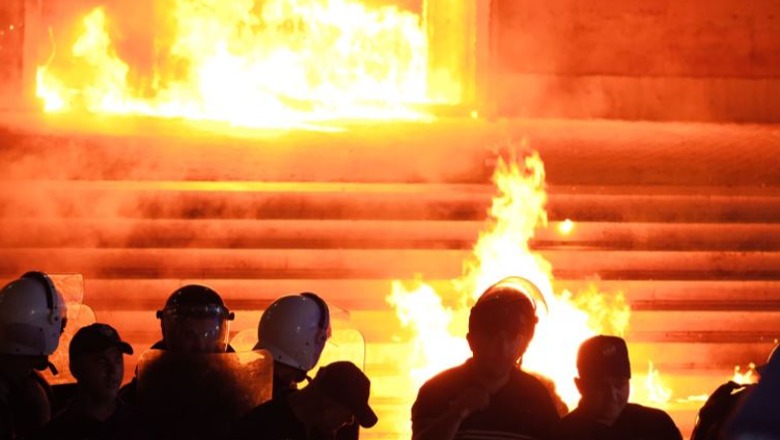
(36, 0, 454, 127)
(388, 148, 631, 429)
(557, 218, 575, 235)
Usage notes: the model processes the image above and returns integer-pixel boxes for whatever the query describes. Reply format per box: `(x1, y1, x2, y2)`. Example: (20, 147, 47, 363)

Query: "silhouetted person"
(411, 277, 560, 440)
(118, 284, 246, 440)
(119, 284, 236, 402)
(29, 323, 159, 440)
(229, 361, 377, 440)
(0, 272, 66, 440)
(720, 344, 780, 440)
(554, 335, 682, 440)
(691, 376, 757, 440)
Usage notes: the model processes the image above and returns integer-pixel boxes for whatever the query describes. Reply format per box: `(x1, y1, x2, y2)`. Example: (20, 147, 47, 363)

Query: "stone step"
(3, 248, 780, 280)
(5, 117, 780, 440)
(3, 219, 780, 251)
(3, 116, 780, 187)
(97, 309, 780, 348)
(35, 278, 780, 312)
(2, 182, 779, 222)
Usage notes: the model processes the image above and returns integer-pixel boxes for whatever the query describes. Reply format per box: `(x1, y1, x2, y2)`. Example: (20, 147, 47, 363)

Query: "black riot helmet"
(156, 285, 235, 353)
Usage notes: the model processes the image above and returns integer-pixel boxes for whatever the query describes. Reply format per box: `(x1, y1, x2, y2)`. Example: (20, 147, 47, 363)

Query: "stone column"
(423, 0, 492, 112)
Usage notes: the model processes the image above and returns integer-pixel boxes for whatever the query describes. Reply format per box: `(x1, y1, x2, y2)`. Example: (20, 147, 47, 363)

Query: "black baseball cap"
(314, 361, 378, 428)
(69, 323, 133, 359)
(577, 335, 631, 379)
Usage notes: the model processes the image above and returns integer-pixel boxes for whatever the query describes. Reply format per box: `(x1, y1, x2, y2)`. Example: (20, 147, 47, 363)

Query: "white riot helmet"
(0, 271, 68, 356)
(254, 293, 331, 372)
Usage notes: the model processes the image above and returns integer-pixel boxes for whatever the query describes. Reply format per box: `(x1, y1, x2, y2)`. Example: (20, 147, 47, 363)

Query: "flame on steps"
(643, 361, 673, 407)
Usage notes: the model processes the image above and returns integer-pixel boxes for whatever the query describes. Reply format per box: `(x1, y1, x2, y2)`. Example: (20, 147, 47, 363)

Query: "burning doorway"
(6, 0, 492, 125)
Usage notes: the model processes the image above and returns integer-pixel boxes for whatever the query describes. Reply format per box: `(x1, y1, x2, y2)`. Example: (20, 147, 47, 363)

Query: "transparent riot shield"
(136, 349, 273, 440)
(41, 274, 95, 385)
(311, 324, 366, 372)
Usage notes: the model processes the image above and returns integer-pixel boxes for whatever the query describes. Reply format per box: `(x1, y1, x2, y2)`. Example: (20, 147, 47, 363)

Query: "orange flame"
(37, 0, 446, 127)
(388, 147, 631, 429)
(732, 364, 759, 385)
(643, 361, 673, 407)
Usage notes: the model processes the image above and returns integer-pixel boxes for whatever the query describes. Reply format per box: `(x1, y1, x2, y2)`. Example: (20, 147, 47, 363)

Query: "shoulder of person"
(237, 398, 285, 424)
(624, 403, 679, 426)
(625, 403, 670, 416)
(416, 363, 472, 396)
(114, 400, 148, 419)
(559, 406, 587, 424)
(509, 369, 560, 402)
(512, 369, 549, 387)
(229, 399, 290, 440)
(30, 408, 83, 439)
(118, 376, 139, 401)
(555, 408, 591, 438)
(411, 363, 472, 422)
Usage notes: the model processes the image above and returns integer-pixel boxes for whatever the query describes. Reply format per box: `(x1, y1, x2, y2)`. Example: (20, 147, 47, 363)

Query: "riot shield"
(311, 326, 366, 372)
(136, 349, 273, 440)
(40, 274, 95, 385)
(227, 329, 258, 353)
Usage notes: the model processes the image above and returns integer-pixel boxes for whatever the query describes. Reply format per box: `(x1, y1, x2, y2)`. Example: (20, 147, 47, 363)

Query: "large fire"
(388, 148, 632, 431)
(386, 148, 763, 436)
(36, 0, 450, 127)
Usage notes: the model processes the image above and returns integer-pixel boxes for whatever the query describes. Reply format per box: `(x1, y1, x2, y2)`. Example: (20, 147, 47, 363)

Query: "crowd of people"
(0, 271, 777, 440)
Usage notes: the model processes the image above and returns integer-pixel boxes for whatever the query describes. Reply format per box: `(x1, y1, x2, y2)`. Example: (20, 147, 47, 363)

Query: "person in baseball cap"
(311, 361, 378, 429)
(31, 323, 161, 440)
(68, 323, 134, 404)
(230, 360, 377, 440)
(553, 335, 682, 440)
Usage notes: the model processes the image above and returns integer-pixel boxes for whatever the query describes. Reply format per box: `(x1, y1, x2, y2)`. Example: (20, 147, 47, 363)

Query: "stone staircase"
(1, 114, 779, 438)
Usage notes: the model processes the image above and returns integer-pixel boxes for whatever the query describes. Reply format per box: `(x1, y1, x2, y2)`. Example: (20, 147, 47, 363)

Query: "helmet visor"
(162, 312, 231, 353)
